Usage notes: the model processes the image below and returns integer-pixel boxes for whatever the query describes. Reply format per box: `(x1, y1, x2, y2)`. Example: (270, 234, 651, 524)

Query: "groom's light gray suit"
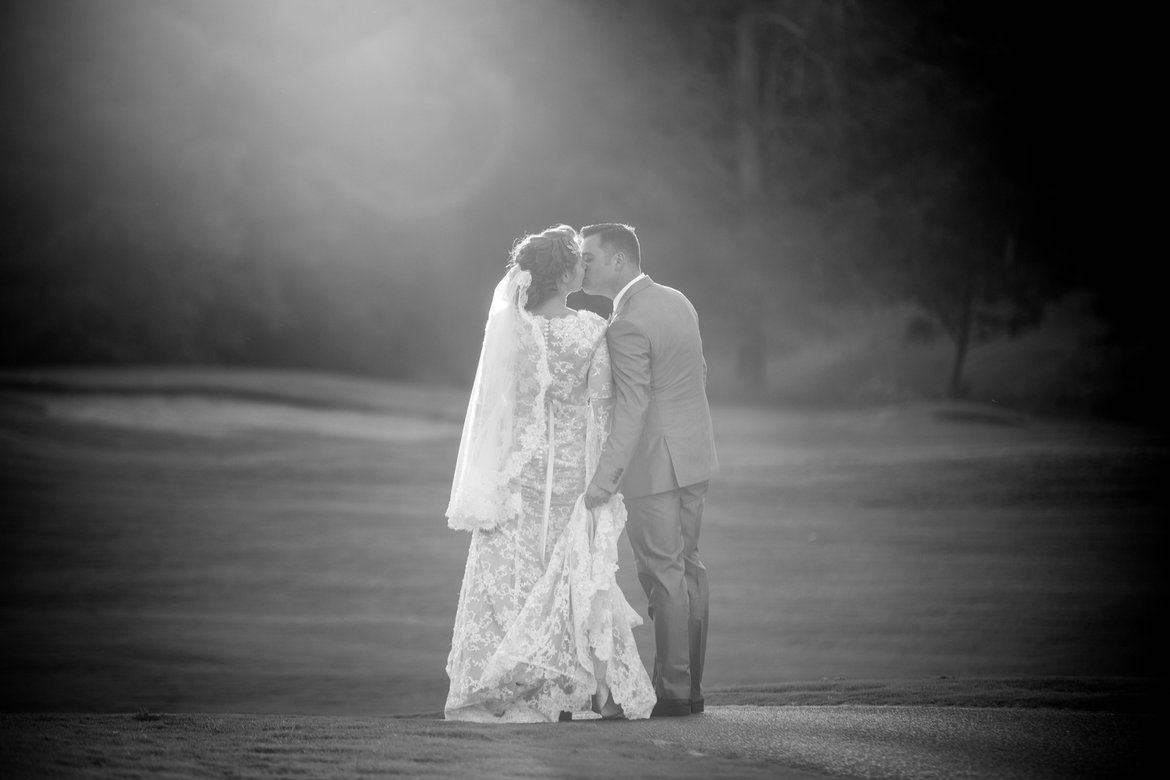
(591, 276, 718, 712)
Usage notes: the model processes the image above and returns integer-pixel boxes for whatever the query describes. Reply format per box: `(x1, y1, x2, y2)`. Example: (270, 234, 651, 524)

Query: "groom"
(580, 223, 719, 718)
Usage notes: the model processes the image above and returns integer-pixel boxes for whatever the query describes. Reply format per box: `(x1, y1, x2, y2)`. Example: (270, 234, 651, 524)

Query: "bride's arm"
(585, 329, 613, 486)
(589, 318, 649, 496)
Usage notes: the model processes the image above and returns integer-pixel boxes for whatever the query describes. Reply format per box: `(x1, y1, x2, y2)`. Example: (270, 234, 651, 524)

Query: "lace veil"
(446, 264, 543, 531)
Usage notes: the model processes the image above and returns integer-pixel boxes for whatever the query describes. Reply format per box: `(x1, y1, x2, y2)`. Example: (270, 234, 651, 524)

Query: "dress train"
(476, 495, 657, 721)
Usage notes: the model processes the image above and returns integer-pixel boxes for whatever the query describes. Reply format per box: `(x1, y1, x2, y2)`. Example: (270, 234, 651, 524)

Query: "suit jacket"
(592, 276, 718, 499)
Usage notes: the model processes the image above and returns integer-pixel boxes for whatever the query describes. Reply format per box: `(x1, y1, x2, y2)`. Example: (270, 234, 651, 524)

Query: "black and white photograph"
(1, 1, 1160, 777)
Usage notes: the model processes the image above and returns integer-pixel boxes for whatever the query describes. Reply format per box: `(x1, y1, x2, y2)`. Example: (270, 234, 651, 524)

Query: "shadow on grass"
(705, 676, 1161, 713)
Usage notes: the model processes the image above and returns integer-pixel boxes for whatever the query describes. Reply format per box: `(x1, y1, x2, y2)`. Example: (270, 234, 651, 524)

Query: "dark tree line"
(675, 0, 1105, 398)
(0, 0, 1145, 417)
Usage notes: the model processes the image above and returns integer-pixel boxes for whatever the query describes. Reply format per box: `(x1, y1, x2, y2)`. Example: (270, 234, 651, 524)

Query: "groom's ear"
(612, 251, 625, 269)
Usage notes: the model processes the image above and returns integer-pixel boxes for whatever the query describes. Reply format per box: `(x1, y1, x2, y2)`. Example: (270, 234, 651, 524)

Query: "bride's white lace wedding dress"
(444, 300, 656, 722)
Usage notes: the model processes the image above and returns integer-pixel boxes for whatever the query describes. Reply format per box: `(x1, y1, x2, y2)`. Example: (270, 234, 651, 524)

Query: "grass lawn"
(0, 367, 1165, 717)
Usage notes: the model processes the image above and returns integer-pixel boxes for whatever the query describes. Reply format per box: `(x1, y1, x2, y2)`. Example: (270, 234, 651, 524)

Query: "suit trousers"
(624, 481, 709, 705)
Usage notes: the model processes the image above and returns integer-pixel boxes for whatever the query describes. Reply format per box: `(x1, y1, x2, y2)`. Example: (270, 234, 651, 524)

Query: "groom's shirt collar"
(611, 273, 647, 316)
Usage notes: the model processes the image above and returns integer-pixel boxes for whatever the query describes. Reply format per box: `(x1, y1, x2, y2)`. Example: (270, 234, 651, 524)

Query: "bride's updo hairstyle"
(507, 224, 581, 310)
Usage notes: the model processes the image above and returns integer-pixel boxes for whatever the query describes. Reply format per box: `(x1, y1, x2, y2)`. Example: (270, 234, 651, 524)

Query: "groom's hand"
(583, 483, 611, 510)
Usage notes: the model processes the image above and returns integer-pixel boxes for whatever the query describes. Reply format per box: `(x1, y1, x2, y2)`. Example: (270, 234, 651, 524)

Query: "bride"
(444, 224, 656, 722)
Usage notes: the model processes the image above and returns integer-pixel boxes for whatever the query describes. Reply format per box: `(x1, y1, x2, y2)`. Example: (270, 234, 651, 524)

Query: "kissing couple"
(444, 223, 718, 722)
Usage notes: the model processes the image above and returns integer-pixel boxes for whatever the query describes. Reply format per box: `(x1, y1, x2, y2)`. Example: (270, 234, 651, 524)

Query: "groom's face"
(580, 235, 616, 298)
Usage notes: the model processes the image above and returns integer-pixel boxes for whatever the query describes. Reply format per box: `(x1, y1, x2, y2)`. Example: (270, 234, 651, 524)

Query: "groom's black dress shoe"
(650, 699, 692, 717)
(690, 699, 704, 714)
(558, 711, 573, 722)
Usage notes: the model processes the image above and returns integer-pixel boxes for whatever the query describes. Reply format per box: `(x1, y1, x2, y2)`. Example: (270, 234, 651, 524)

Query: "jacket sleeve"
(591, 316, 651, 494)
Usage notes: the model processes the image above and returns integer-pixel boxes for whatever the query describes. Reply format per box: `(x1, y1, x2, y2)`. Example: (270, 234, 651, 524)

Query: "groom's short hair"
(581, 223, 641, 268)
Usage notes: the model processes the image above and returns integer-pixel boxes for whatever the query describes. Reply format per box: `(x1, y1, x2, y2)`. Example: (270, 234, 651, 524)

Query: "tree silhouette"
(0, 0, 1131, 414)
